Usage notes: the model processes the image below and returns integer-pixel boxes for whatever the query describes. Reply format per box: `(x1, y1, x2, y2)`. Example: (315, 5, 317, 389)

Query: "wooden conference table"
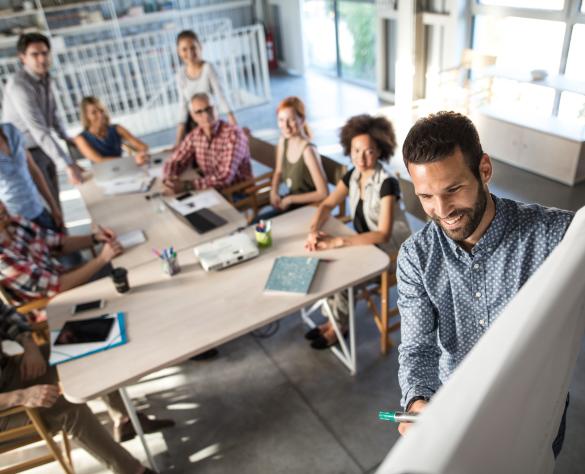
(47, 207, 389, 469)
(78, 156, 246, 269)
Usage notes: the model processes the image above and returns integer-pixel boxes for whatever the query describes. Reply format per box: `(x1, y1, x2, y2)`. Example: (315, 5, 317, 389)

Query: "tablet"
(54, 317, 115, 346)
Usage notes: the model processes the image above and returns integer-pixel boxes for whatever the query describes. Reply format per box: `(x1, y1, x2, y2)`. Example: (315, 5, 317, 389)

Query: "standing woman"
(175, 30, 237, 145)
(268, 96, 328, 214)
(304, 114, 410, 349)
(74, 96, 149, 164)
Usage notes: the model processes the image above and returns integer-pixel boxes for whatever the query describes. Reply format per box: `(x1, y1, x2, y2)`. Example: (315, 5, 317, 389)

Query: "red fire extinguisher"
(265, 26, 278, 71)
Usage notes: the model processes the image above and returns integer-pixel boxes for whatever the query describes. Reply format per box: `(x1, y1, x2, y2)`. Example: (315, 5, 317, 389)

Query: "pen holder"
(162, 255, 181, 276)
(255, 220, 272, 249)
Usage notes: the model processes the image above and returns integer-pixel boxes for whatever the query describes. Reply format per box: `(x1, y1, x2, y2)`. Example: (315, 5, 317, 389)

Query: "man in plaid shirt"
(162, 92, 252, 193)
(0, 300, 157, 473)
(0, 200, 122, 304)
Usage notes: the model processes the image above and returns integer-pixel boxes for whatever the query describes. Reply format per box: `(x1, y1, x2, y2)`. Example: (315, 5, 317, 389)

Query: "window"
(477, 0, 564, 9)
(303, 0, 377, 86)
(304, 0, 337, 76)
(473, 15, 565, 116)
(558, 25, 585, 122)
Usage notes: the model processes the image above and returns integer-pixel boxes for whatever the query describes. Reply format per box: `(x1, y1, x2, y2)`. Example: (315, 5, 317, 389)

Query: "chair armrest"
(222, 172, 274, 198)
(0, 406, 27, 418)
(16, 298, 50, 315)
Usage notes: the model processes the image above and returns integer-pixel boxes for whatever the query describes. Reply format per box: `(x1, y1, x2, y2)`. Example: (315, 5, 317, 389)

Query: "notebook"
(49, 312, 127, 366)
(264, 256, 321, 294)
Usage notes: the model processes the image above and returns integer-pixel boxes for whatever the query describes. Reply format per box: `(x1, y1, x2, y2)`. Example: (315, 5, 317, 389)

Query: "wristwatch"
(91, 233, 100, 245)
(406, 395, 429, 412)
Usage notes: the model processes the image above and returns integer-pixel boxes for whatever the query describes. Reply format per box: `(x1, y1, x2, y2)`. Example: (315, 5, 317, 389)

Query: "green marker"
(379, 410, 418, 423)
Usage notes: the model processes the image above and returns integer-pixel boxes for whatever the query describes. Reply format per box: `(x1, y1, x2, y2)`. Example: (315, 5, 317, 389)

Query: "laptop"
(194, 233, 259, 271)
(164, 198, 228, 234)
(91, 156, 145, 184)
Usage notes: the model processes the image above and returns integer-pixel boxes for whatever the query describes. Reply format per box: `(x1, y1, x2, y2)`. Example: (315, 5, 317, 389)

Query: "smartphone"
(152, 157, 163, 165)
(176, 192, 193, 201)
(71, 300, 105, 315)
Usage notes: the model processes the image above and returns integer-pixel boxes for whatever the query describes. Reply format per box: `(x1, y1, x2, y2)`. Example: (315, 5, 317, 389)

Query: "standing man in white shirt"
(2, 33, 84, 208)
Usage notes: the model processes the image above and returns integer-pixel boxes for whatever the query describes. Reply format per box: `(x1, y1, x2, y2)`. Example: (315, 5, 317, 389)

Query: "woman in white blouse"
(174, 30, 238, 145)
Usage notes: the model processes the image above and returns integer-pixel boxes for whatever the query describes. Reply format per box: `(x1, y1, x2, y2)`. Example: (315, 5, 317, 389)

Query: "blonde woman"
(73, 96, 149, 164)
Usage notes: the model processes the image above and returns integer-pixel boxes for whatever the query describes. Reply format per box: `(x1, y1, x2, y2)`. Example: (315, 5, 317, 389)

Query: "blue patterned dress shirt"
(397, 195, 574, 408)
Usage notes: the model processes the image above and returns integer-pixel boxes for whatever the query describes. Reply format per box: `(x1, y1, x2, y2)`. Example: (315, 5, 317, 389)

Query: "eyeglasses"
(192, 105, 214, 115)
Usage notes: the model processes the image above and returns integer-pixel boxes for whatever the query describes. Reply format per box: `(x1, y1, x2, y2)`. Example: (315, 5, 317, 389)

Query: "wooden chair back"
(0, 406, 74, 474)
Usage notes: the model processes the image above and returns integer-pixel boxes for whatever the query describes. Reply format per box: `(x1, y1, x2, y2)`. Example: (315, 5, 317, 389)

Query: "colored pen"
(378, 411, 418, 423)
(152, 248, 162, 259)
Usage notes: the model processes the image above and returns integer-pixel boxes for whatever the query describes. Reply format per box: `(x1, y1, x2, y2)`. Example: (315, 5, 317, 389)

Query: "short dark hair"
(402, 111, 484, 180)
(339, 114, 396, 162)
(176, 30, 200, 45)
(17, 33, 51, 55)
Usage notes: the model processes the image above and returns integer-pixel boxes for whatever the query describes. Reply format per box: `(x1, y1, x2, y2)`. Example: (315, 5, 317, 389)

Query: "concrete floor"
(11, 71, 585, 474)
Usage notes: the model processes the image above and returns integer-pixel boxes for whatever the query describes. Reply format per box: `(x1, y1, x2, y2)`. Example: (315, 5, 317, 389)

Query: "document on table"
(167, 189, 222, 215)
(118, 230, 147, 249)
(100, 177, 154, 195)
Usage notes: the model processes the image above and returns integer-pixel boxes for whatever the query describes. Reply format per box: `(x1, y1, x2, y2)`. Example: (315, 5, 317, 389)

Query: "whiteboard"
(378, 206, 585, 474)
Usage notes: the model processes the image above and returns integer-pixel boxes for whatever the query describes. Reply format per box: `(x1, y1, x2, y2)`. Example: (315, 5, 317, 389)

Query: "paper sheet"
(167, 189, 222, 215)
(100, 177, 154, 195)
(117, 229, 146, 249)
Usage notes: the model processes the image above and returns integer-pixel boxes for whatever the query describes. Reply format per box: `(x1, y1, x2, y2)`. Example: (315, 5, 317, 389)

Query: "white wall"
(269, 0, 305, 75)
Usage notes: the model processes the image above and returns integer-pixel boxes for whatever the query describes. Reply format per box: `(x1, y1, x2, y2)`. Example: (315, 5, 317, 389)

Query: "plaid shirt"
(163, 120, 252, 190)
(0, 300, 30, 383)
(0, 215, 64, 304)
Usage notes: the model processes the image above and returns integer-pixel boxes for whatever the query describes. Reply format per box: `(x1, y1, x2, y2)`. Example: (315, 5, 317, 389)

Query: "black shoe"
(114, 413, 175, 442)
(190, 348, 219, 361)
(310, 335, 334, 350)
(304, 327, 322, 340)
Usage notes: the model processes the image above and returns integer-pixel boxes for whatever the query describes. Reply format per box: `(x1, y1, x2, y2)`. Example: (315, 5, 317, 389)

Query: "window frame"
(470, 0, 585, 116)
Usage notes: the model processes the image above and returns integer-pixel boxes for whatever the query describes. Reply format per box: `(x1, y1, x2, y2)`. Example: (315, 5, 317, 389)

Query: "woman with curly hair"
(304, 114, 410, 349)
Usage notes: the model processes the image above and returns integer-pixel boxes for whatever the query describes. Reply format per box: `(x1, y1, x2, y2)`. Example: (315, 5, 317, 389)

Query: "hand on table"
(66, 164, 85, 185)
(49, 205, 64, 230)
(19, 385, 60, 408)
(162, 178, 190, 195)
(304, 231, 342, 251)
(134, 152, 150, 166)
(99, 239, 123, 263)
(270, 191, 281, 209)
(398, 399, 428, 436)
(94, 225, 116, 243)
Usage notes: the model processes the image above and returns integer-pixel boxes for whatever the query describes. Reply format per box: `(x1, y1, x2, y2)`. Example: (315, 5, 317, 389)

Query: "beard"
(433, 185, 488, 242)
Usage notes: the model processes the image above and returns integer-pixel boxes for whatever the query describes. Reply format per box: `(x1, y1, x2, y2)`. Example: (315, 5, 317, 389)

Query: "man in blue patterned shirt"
(396, 112, 574, 457)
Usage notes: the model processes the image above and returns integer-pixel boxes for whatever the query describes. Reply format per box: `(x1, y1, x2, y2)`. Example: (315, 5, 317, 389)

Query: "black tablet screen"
(54, 317, 114, 346)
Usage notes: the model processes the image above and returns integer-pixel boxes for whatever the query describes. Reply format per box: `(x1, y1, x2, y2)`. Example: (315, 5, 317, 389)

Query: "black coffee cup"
(111, 267, 130, 293)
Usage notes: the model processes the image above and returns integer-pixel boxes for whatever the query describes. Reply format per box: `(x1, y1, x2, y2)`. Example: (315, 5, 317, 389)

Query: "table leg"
(119, 387, 158, 472)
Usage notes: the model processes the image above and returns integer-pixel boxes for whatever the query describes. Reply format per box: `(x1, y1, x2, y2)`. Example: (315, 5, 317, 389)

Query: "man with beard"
(395, 111, 574, 458)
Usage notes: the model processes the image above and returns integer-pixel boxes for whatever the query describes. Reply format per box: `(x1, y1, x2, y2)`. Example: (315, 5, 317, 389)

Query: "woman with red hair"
(268, 96, 328, 214)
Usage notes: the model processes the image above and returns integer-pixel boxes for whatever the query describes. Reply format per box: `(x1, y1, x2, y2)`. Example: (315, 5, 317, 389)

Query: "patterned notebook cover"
(264, 256, 320, 294)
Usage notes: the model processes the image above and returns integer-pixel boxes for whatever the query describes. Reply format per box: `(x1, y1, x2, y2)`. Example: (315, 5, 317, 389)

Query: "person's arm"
(270, 139, 284, 209)
(163, 133, 194, 181)
(0, 385, 60, 410)
(396, 244, 441, 433)
(191, 128, 248, 190)
(73, 135, 118, 163)
(281, 145, 328, 209)
(116, 125, 148, 153)
(26, 152, 63, 227)
(305, 180, 348, 251)
(59, 240, 122, 292)
(59, 225, 116, 254)
(207, 63, 236, 124)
